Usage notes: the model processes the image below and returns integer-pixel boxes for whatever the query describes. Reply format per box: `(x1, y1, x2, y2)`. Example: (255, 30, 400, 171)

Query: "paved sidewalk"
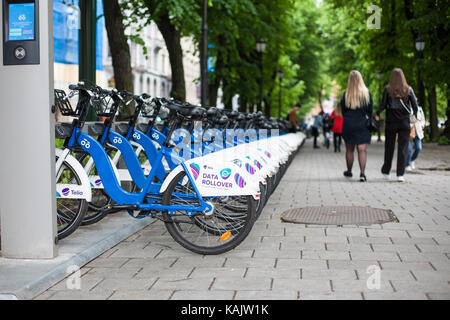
(36, 138, 450, 300)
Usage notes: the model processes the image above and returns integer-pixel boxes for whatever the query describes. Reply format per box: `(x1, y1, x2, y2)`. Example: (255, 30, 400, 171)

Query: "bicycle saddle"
(206, 107, 219, 119)
(214, 115, 228, 125)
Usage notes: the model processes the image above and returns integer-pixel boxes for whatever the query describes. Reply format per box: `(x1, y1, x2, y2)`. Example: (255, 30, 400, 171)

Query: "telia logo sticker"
(62, 188, 70, 196)
(220, 168, 231, 180)
(190, 163, 200, 180)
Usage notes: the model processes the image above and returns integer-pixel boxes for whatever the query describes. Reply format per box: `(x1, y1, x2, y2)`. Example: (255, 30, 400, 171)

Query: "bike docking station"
(0, 1, 154, 300)
(0, 0, 56, 259)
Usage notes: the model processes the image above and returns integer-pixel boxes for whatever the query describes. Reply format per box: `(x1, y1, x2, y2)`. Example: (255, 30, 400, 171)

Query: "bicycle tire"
(161, 171, 256, 255)
(56, 158, 88, 239)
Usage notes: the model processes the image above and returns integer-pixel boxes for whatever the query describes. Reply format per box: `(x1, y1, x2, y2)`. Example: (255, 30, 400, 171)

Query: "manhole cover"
(281, 206, 398, 226)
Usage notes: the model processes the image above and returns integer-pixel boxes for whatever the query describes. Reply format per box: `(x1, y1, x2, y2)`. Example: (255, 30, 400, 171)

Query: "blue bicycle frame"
(66, 126, 212, 214)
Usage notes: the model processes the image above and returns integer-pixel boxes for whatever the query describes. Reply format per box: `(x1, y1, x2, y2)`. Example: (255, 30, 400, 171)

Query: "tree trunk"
(143, 1, 186, 102)
(156, 19, 186, 102)
(207, 81, 220, 107)
(427, 86, 439, 141)
(444, 92, 450, 139)
(102, 0, 134, 115)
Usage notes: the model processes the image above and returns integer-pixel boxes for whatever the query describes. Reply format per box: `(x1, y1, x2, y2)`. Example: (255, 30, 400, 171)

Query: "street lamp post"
(256, 38, 266, 113)
(277, 69, 284, 119)
(415, 36, 425, 108)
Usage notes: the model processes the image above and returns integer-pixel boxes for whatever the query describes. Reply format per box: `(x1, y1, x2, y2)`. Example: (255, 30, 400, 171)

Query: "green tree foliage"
(323, 0, 449, 140)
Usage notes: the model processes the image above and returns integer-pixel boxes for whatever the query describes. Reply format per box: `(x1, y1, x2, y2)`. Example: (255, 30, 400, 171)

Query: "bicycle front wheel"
(161, 171, 256, 255)
(56, 158, 88, 239)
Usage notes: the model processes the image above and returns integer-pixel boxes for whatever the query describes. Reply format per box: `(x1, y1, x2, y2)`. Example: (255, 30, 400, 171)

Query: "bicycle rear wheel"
(56, 158, 88, 239)
(161, 171, 256, 255)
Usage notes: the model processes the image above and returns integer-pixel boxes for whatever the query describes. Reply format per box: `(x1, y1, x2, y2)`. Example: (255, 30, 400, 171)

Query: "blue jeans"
(407, 136, 422, 166)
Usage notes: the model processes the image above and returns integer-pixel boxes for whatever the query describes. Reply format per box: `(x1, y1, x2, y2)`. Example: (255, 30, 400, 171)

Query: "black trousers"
(312, 127, 319, 147)
(382, 120, 410, 177)
(333, 133, 342, 151)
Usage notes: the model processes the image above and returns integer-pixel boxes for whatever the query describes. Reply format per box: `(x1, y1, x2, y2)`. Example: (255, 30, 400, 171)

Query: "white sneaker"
(405, 165, 413, 172)
(411, 161, 416, 170)
(382, 173, 391, 180)
(397, 176, 405, 182)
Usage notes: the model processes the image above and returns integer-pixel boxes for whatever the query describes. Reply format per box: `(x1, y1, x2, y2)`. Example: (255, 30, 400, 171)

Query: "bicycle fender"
(55, 148, 92, 201)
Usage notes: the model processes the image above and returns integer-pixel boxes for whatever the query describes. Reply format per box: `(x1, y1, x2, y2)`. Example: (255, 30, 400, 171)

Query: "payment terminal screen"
(8, 3, 35, 41)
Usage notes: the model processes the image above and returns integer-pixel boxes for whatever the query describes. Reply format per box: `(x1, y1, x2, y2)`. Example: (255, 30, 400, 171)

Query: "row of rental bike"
(54, 81, 305, 255)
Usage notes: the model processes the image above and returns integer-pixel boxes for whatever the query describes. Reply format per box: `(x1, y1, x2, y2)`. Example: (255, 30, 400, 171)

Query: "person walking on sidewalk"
(340, 70, 373, 182)
(311, 111, 323, 149)
(330, 103, 344, 152)
(375, 68, 418, 182)
(406, 99, 426, 171)
(287, 103, 301, 133)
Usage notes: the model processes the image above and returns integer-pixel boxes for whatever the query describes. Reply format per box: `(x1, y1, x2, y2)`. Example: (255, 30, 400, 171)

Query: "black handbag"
(365, 114, 379, 132)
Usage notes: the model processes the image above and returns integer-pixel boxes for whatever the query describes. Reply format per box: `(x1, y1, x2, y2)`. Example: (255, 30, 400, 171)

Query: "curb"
(0, 216, 155, 300)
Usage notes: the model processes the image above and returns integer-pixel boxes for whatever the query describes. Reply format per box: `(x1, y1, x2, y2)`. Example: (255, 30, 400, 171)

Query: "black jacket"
(377, 87, 418, 123)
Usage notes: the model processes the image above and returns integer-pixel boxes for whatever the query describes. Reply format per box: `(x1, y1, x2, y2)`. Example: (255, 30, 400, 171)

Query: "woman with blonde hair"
(375, 68, 418, 182)
(340, 70, 373, 182)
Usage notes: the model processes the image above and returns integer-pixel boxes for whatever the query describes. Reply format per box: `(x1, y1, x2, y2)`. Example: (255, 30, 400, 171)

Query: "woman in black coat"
(375, 68, 418, 182)
(340, 70, 373, 182)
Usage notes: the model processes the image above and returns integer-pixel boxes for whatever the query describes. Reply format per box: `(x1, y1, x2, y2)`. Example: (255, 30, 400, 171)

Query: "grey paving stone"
(301, 269, 357, 280)
(332, 279, 394, 293)
(48, 289, 114, 300)
(48, 274, 104, 292)
(120, 257, 177, 269)
(276, 258, 328, 270)
(189, 267, 246, 279)
(109, 247, 163, 258)
(85, 267, 141, 279)
(363, 292, 428, 300)
(235, 290, 298, 300)
(245, 267, 301, 279)
(224, 257, 275, 268)
(253, 249, 301, 259)
(427, 292, 450, 300)
(301, 250, 351, 261)
(95, 278, 158, 291)
(411, 270, 450, 282)
(348, 236, 392, 244)
(391, 280, 450, 294)
(212, 277, 271, 291)
(152, 277, 214, 291)
(379, 261, 436, 272)
(172, 256, 228, 268)
(325, 243, 372, 252)
(85, 257, 129, 269)
(300, 292, 363, 300)
(108, 289, 173, 300)
(371, 244, 420, 253)
(349, 251, 400, 262)
(366, 229, 410, 238)
(171, 290, 235, 300)
(272, 279, 331, 292)
(328, 260, 380, 271)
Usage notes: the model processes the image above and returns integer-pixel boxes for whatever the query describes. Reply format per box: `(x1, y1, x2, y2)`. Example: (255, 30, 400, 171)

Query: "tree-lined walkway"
(36, 138, 450, 300)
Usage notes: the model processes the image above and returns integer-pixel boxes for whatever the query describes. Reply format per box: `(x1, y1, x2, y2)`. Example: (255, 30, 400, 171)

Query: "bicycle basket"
(140, 99, 157, 118)
(54, 89, 80, 116)
(91, 92, 115, 117)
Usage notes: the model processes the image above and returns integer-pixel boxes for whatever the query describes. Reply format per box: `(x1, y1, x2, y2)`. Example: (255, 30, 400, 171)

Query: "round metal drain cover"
(281, 206, 398, 226)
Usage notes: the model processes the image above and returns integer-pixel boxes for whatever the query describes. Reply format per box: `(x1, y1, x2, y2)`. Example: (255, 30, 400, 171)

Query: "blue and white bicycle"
(55, 82, 260, 254)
